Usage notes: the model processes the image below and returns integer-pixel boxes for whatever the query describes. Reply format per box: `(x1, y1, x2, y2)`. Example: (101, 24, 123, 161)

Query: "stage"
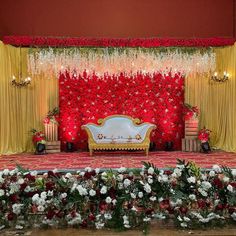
(0, 151, 235, 172)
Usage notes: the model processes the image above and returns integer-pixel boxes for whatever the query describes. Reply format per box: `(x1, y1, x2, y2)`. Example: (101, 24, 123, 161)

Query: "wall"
(0, 0, 235, 39)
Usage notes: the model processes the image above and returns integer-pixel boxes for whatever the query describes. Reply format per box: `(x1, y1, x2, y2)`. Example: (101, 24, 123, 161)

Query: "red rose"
(197, 199, 206, 209)
(89, 213, 96, 221)
(20, 183, 27, 191)
(10, 194, 18, 203)
(46, 182, 55, 191)
(25, 173, 35, 182)
(46, 210, 55, 219)
(7, 212, 15, 221)
(213, 178, 224, 189)
(179, 206, 188, 214)
(81, 219, 88, 228)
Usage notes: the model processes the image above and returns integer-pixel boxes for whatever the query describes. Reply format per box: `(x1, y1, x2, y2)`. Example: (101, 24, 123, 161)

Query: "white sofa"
(81, 115, 156, 156)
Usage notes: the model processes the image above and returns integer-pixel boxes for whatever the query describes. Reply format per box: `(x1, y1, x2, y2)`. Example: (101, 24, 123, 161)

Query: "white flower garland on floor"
(28, 48, 216, 78)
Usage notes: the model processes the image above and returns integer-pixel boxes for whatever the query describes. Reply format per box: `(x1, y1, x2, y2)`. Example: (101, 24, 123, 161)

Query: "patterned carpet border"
(0, 151, 236, 171)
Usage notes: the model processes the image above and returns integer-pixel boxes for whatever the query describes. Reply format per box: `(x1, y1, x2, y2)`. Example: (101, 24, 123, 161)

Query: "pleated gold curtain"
(185, 43, 236, 152)
(0, 41, 236, 154)
(0, 42, 58, 154)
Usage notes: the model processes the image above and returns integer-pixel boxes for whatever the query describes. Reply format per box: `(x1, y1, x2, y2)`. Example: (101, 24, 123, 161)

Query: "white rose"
(150, 196, 156, 201)
(212, 165, 221, 173)
(60, 193, 67, 199)
(3, 169, 9, 176)
(32, 193, 39, 203)
(40, 191, 47, 199)
(173, 168, 182, 177)
(187, 176, 196, 184)
(104, 213, 112, 219)
(144, 183, 152, 193)
(123, 179, 131, 188)
(89, 189, 96, 196)
(118, 167, 126, 173)
(17, 178, 24, 185)
(138, 191, 143, 198)
(227, 184, 233, 192)
(47, 190, 54, 196)
(202, 181, 212, 190)
(130, 193, 136, 199)
(37, 205, 45, 212)
(189, 194, 196, 201)
(100, 186, 107, 194)
(148, 178, 153, 184)
(77, 185, 88, 196)
(112, 199, 117, 205)
(30, 171, 38, 176)
(105, 196, 112, 204)
(232, 169, 236, 177)
(223, 176, 230, 183)
(117, 174, 124, 181)
(85, 167, 92, 172)
(209, 170, 215, 177)
(180, 222, 187, 227)
(0, 189, 5, 197)
(65, 173, 72, 179)
(95, 168, 100, 174)
(148, 167, 154, 175)
(12, 204, 23, 215)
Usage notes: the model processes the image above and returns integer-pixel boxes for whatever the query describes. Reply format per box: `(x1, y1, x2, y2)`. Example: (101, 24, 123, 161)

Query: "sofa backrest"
(83, 116, 155, 143)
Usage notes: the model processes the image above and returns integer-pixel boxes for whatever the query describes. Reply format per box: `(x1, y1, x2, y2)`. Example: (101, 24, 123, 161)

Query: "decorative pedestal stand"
(182, 118, 201, 152)
(44, 122, 61, 153)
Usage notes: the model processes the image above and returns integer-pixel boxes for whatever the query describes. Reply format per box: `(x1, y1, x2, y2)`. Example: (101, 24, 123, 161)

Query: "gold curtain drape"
(0, 41, 236, 154)
(0, 42, 58, 154)
(185, 43, 236, 152)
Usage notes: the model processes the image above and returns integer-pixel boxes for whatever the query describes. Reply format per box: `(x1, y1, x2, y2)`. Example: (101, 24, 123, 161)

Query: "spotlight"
(201, 142, 211, 154)
(165, 141, 174, 151)
(66, 142, 74, 152)
(35, 143, 46, 155)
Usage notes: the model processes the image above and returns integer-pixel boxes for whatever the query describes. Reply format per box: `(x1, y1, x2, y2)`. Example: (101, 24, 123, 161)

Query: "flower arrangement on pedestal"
(198, 127, 212, 153)
(0, 160, 235, 232)
(183, 103, 199, 120)
(43, 107, 59, 125)
(30, 129, 46, 154)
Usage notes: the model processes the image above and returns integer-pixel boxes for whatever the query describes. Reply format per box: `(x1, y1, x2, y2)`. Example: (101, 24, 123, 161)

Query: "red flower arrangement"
(198, 127, 211, 143)
(31, 129, 46, 146)
(183, 103, 199, 120)
(43, 107, 60, 125)
(3, 36, 235, 47)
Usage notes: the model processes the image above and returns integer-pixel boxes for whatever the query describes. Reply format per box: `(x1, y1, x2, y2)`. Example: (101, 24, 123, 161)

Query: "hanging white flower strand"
(28, 48, 216, 78)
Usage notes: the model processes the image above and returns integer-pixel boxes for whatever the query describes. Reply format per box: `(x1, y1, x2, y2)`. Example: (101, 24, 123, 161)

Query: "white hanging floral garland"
(28, 48, 216, 78)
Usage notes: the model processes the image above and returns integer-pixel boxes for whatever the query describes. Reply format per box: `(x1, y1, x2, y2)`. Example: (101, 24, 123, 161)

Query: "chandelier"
(11, 47, 32, 87)
(211, 71, 229, 82)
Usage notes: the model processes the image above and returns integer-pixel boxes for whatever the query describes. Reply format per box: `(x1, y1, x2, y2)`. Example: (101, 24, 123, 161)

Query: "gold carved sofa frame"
(81, 115, 156, 156)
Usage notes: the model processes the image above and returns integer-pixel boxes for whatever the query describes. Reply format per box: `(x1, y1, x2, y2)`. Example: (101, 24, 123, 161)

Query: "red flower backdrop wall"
(59, 71, 184, 151)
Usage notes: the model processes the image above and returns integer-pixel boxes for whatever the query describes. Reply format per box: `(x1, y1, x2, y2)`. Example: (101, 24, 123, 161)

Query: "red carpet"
(0, 151, 236, 171)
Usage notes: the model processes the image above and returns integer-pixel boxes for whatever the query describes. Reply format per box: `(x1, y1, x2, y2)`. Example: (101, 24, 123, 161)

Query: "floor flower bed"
(0, 160, 236, 233)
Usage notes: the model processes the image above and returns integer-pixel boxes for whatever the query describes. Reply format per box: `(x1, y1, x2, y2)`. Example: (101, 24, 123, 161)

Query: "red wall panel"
(0, 0, 234, 39)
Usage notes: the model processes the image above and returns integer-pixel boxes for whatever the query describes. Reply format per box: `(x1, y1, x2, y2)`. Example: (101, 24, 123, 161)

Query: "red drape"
(59, 71, 184, 150)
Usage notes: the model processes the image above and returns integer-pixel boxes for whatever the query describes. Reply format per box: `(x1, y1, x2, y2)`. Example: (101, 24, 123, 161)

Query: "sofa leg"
(89, 149, 93, 156)
(146, 148, 149, 156)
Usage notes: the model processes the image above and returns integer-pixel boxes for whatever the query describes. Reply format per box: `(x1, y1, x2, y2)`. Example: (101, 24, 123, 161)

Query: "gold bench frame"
(81, 115, 156, 156)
